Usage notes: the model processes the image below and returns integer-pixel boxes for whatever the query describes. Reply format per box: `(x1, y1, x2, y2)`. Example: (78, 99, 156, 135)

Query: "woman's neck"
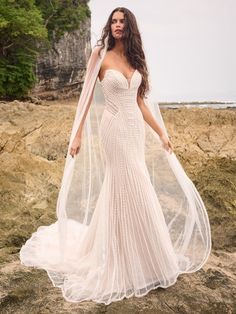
(113, 39, 125, 57)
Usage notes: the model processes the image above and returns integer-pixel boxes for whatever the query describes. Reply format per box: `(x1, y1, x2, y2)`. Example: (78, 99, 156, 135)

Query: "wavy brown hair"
(96, 7, 149, 99)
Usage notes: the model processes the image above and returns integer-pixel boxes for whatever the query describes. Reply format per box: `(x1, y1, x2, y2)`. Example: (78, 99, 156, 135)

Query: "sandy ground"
(0, 99, 235, 313)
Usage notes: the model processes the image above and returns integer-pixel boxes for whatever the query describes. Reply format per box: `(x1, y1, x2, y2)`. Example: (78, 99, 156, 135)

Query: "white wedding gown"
(20, 68, 211, 305)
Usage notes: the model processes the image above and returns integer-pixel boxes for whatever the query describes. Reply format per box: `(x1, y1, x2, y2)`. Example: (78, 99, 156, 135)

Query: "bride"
(20, 7, 212, 305)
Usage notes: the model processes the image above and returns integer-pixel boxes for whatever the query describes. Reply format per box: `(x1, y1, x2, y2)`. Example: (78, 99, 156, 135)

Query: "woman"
(20, 7, 211, 305)
(70, 9, 172, 158)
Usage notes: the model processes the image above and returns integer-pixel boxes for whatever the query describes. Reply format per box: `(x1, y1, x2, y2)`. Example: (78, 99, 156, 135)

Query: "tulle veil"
(20, 34, 211, 283)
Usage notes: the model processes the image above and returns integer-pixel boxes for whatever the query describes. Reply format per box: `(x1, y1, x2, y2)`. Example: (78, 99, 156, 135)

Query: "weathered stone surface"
(32, 19, 91, 100)
(0, 102, 235, 313)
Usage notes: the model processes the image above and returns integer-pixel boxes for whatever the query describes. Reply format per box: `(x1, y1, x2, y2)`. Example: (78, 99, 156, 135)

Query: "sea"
(158, 101, 236, 109)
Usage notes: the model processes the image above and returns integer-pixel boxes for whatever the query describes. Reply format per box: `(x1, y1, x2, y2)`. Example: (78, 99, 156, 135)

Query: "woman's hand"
(160, 134, 173, 154)
(70, 136, 82, 158)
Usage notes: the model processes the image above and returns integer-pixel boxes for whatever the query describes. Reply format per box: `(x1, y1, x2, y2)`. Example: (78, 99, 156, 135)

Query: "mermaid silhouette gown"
(20, 68, 197, 305)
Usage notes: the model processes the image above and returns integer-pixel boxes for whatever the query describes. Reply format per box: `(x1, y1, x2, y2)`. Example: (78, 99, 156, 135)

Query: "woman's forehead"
(112, 11, 125, 19)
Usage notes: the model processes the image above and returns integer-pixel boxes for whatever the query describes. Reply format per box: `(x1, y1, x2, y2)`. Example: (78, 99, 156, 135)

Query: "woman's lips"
(115, 30, 122, 33)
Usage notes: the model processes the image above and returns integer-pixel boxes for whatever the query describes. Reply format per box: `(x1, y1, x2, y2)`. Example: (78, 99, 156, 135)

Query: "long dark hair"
(96, 7, 149, 99)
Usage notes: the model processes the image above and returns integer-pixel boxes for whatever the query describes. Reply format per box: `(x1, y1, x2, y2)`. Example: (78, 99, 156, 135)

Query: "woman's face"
(111, 11, 125, 39)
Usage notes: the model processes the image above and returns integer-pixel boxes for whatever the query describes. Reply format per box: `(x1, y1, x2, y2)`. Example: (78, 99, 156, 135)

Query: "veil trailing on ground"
(20, 35, 211, 284)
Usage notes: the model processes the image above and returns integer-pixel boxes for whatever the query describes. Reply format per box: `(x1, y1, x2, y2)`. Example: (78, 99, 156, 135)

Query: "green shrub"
(0, 0, 47, 99)
(0, 0, 90, 99)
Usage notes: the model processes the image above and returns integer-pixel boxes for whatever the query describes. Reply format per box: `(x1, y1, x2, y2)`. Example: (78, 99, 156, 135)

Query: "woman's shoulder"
(91, 45, 104, 58)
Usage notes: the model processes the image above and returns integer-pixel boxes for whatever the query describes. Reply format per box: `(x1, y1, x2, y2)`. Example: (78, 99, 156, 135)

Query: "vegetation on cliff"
(0, 0, 90, 99)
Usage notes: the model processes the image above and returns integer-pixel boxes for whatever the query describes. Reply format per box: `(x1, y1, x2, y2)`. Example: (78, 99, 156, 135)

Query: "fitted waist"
(104, 101, 143, 122)
(105, 101, 139, 113)
(104, 95, 139, 114)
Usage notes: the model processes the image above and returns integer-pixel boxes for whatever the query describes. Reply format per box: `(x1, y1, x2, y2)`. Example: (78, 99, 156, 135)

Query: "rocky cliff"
(32, 19, 91, 100)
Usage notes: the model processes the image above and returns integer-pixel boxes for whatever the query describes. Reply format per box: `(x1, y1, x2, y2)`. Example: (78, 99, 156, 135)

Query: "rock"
(0, 102, 235, 313)
(0, 251, 235, 313)
(31, 20, 91, 100)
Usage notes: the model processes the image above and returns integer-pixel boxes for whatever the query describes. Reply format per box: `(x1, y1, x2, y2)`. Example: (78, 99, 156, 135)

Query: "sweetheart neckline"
(99, 69, 138, 89)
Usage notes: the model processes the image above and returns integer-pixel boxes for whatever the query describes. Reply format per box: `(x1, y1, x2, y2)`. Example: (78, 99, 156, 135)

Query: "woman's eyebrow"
(112, 18, 125, 22)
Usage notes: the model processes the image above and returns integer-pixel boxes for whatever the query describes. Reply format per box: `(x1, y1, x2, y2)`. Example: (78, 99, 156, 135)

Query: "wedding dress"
(20, 37, 212, 305)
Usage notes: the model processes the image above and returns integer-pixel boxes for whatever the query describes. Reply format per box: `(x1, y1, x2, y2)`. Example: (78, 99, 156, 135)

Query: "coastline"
(158, 101, 236, 109)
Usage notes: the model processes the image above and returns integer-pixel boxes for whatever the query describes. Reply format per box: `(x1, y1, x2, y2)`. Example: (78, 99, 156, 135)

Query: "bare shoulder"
(101, 50, 115, 67)
(90, 45, 101, 59)
(92, 45, 109, 58)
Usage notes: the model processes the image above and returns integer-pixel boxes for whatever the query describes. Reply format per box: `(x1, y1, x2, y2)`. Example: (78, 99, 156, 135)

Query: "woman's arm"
(137, 94, 164, 137)
(69, 85, 96, 158)
(70, 47, 101, 158)
(75, 85, 95, 139)
(74, 47, 101, 139)
(137, 94, 173, 153)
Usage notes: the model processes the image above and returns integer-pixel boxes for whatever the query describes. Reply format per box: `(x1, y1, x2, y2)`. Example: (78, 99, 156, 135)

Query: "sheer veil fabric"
(20, 35, 212, 304)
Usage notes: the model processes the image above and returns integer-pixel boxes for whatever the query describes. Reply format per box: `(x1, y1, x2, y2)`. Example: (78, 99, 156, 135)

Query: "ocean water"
(158, 102, 236, 109)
